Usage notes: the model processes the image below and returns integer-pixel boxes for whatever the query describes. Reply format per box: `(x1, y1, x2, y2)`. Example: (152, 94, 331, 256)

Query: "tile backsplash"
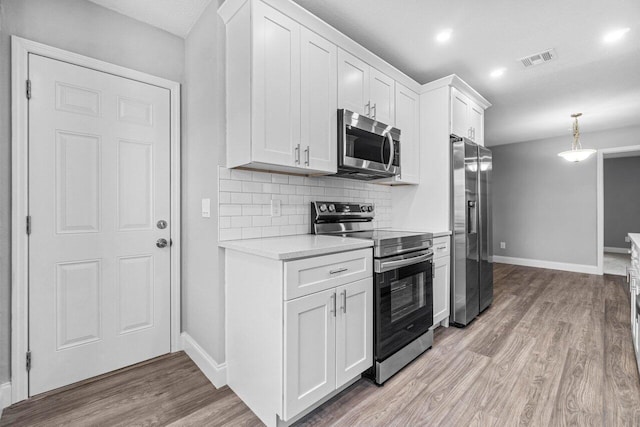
(218, 167, 392, 241)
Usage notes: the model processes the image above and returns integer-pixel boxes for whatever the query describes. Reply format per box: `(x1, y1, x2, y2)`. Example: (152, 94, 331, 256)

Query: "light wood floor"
(2, 264, 640, 426)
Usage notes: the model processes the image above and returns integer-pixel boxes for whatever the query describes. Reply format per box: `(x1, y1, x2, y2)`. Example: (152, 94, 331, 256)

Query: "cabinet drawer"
(285, 249, 372, 300)
(433, 236, 450, 260)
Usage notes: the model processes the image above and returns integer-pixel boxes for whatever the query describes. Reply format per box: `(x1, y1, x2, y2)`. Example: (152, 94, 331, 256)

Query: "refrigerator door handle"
(468, 200, 477, 234)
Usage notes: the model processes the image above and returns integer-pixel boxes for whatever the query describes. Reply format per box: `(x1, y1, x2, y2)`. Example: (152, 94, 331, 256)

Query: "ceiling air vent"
(519, 48, 557, 68)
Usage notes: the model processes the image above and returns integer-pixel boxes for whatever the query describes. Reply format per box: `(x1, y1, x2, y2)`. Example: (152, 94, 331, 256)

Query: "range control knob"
(328, 204, 336, 212)
(361, 205, 367, 212)
(319, 204, 327, 212)
(368, 205, 374, 212)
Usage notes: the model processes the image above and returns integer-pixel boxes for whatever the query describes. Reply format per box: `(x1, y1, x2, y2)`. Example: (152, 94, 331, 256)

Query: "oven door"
(374, 252, 433, 361)
(339, 109, 400, 177)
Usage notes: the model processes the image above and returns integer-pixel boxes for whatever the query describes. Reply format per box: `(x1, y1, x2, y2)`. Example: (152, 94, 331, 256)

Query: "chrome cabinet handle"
(371, 103, 377, 119)
(295, 144, 300, 164)
(341, 290, 347, 313)
(437, 245, 447, 250)
(156, 238, 168, 248)
(330, 267, 348, 275)
(468, 127, 473, 139)
(365, 101, 371, 117)
(330, 293, 336, 317)
(305, 146, 310, 166)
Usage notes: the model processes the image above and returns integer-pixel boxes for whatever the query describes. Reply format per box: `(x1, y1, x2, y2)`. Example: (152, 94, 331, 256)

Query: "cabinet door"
(433, 257, 450, 325)
(301, 28, 337, 173)
(369, 68, 395, 125)
(338, 48, 370, 115)
(284, 288, 336, 420)
(252, 1, 300, 167)
(469, 101, 484, 146)
(335, 278, 373, 388)
(394, 83, 420, 184)
(450, 87, 470, 139)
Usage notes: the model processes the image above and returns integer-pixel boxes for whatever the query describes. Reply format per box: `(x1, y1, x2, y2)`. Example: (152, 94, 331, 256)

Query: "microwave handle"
(383, 133, 395, 172)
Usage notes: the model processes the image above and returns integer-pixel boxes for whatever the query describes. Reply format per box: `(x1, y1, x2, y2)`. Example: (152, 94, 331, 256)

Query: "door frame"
(11, 36, 182, 403)
(596, 144, 640, 275)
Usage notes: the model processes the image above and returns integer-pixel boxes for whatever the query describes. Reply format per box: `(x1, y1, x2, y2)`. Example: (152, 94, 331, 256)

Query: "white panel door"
(369, 68, 395, 125)
(469, 101, 485, 146)
(335, 278, 372, 388)
(337, 48, 369, 116)
(300, 27, 337, 173)
(395, 83, 420, 184)
(450, 87, 470, 139)
(284, 288, 336, 420)
(252, 1, 300, 167)
(433, 257, 450, 325)
(29, 54, 171, 395)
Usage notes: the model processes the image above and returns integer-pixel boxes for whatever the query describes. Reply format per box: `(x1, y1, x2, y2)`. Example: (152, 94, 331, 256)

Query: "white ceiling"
(87, 0, 213, 38)
(291, 0, 640, 146)
(87, 0, 640, 146)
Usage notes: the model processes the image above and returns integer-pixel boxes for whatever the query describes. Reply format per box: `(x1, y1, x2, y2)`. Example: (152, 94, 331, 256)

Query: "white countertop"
(219, 234, 373, 260)
(629, 233, 640, 248)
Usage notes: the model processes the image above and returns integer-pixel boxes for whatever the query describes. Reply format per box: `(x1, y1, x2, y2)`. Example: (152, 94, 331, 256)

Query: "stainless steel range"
(311, 201, 434, 384)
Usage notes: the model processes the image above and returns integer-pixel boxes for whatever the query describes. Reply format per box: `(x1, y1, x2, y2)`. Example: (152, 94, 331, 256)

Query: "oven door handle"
(376, 252, 433, 273)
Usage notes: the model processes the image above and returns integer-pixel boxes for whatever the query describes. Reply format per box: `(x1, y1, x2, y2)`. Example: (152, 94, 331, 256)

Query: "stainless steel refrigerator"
(451, 136, 493, 326)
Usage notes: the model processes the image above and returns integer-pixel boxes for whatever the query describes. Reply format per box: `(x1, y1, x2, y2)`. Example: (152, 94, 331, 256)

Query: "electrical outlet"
(500, 242, 506, 249)
(271, 199, 281, 217)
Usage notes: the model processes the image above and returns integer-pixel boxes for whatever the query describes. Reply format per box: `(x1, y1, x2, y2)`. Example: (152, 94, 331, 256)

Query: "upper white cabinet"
(385, 83, 420, 184)
(300, 27, 338, 173)
(451, 87, 485, 146)
(224, 0, 337, 174)
(338, 49, 395, 125)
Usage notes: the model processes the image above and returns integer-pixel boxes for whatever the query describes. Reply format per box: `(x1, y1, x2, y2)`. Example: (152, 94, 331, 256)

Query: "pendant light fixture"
(557, 113, 596, 162)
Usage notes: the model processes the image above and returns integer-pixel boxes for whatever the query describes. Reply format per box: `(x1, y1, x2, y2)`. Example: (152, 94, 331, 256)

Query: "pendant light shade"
(557, 113, 596, 162)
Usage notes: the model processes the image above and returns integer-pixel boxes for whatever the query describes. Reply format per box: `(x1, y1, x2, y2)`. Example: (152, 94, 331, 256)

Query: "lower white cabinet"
(284, 278, 372, 419)
(226, 248, 373, 427)
(432, 236, 451, 326)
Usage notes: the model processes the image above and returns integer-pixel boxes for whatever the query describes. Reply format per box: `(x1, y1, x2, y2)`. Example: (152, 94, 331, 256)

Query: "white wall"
(0, 0, 184, 386)
(491, 125, 640, 267)
(182, 0, 226, 365)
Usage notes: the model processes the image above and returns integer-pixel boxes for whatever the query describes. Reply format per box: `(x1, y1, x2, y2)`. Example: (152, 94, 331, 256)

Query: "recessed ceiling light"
(603, 27, 630, 43)
(490, 68, 506, 78)
(436, 29, 452, 43)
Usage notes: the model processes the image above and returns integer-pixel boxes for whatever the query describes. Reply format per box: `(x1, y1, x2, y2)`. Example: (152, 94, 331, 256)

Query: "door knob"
(156, 238, 168, 248)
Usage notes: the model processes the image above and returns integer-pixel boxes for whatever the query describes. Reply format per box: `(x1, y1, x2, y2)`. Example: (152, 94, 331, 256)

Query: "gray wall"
(492, 125, 640, 266)
(604, 156, 640, 248)
(182, 0, 227, 364)
(0, 0, 184, 384)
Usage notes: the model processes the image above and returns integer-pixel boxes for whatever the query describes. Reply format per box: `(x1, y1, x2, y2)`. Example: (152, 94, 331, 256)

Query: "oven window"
(390, 272, 426, 323)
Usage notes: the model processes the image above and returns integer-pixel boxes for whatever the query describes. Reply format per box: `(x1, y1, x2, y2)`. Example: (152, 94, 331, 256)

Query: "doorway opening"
(597, 146, 640, 275)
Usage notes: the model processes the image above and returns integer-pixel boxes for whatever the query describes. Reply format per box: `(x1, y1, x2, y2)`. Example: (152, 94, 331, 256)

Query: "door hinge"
(26, 215, 31, 235)
(26, 351, 31, 372)
(26, 80, 32, 100)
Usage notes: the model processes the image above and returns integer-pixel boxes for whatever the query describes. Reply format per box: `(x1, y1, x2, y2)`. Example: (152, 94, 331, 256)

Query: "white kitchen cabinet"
(284, 288, 336, 418)
(223, 0, 337, 174)
(335, 279, 373, 388)
(383, 83, 420, 184)
(300, 27, 338, 173)
(432, 236, 451, 327)
(338, 48, 395, 125)
(226, 247, 373, 427)
(252, 1, 300, 167)
(451, 87, 485, 145)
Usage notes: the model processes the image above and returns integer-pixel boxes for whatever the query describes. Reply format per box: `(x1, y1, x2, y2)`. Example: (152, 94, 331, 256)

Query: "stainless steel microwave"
(336, 109, 400, 180)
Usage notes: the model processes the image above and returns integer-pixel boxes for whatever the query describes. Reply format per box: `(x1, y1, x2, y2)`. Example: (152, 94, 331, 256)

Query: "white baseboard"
(493, 255, 599, 275)
(181, 332, 227, 388)
(1, 382, 12, 414)
(604, 246, 630, 254)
